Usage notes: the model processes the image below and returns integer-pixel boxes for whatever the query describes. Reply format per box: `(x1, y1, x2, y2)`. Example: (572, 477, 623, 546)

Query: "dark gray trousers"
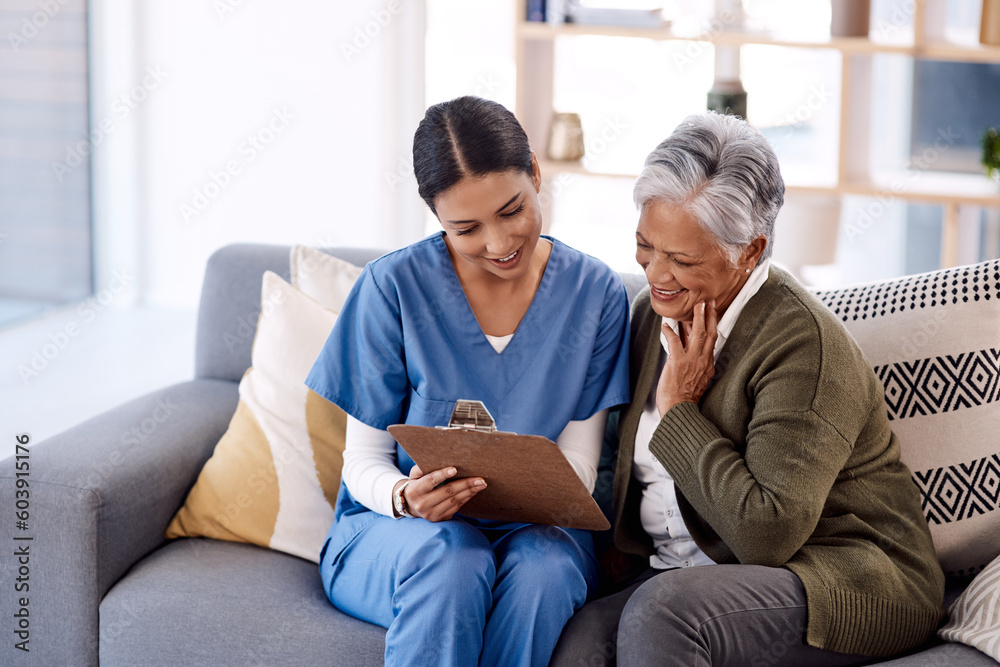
(551, 564, 874, 667)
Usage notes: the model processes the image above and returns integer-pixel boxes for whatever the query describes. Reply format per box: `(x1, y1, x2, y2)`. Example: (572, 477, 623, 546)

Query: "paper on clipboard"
(387, 400, 610, 531)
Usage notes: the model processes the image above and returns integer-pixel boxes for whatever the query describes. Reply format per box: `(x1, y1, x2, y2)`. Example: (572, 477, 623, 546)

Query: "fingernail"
(447, 467, 457, 476)
(711, 299, 716, 309)
(476, 480, 487, 489)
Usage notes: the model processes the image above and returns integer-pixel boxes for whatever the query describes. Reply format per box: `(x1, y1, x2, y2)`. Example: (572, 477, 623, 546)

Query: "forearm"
(342, 415, 407, 517)
(648, 402, 849, 566)
(556, 409, 607, 494)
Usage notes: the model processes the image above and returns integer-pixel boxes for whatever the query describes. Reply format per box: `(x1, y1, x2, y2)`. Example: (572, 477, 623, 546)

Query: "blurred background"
(2, 0, 999, 440)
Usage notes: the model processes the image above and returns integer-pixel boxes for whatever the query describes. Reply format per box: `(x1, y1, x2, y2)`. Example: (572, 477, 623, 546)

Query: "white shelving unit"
(514, 1, 1000, 269)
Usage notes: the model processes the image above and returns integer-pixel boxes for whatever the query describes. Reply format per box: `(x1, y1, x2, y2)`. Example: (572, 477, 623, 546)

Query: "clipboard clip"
(438, 399, 497, 433)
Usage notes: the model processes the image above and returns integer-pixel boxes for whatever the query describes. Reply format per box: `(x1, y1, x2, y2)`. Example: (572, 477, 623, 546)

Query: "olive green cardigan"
(613, 266, 945, 658)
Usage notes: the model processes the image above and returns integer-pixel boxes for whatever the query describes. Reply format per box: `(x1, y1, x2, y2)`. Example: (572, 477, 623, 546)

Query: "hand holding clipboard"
(388, 400, 610, 531)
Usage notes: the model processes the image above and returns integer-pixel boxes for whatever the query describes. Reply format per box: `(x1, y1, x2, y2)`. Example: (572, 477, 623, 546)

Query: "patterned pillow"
(938, 552, 1000, 659)
(813, 259, 1000, 579)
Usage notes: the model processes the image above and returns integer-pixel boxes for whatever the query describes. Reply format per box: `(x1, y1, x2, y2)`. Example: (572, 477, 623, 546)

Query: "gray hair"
(633, 112, 784, 267)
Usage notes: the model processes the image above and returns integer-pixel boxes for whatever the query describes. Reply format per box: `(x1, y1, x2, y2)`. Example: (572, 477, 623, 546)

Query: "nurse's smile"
(484, 245, 524, 270)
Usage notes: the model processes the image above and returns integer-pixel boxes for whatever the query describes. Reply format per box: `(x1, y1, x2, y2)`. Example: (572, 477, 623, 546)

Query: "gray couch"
(1, 243, 996, 666)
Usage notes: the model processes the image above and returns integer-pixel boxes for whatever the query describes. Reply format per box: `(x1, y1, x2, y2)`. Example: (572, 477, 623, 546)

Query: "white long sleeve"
(341, 408, 609, 517)
(341, 416, 406, 518)
(555, 409, 607, 494)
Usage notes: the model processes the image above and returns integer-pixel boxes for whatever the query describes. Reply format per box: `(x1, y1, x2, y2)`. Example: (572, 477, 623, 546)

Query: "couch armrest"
(0, 379, 238, 666)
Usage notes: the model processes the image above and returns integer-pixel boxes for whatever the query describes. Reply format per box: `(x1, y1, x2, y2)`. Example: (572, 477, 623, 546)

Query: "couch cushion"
(99, 538, 385, 666)
(620, 272, 647, 303)
(813, 259, 1000, 579)
(872, 641, 1000, 666)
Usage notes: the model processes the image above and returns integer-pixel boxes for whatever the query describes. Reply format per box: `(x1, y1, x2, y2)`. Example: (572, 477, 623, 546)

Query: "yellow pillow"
(166, 258, 359, 562)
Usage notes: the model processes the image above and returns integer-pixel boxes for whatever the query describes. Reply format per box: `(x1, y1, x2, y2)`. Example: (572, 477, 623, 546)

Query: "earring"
(745, 268, 751, 273)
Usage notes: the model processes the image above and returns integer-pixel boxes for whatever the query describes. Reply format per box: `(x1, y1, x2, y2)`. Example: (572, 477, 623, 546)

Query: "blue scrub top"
(306, 233, 630, 520)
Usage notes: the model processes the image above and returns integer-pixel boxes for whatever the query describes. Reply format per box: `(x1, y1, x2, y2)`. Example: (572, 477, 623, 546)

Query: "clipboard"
(387, 400, 610, 531)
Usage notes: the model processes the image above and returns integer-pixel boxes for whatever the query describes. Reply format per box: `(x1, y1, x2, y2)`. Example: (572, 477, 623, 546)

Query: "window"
(0, 0, 92, 327)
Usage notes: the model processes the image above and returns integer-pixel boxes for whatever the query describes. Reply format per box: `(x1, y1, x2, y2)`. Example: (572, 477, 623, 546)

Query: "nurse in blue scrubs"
(306, 95, 630, 667)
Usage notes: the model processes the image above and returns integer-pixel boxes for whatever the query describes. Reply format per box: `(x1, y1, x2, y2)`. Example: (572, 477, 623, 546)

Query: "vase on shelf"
(547, 112, 585, 162)
(982, 0, 1000, 46)
(984, 128, 1000, 189)
(830, 0, 870, 38)
(708, 0, 747, 120)
(707, 80, 748, 120)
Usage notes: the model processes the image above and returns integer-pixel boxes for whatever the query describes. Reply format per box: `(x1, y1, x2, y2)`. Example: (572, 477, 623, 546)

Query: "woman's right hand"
(394, 466, 487, 522)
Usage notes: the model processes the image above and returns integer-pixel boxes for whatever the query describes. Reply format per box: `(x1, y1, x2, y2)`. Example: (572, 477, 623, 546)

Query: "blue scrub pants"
(319, 513, 598, 667)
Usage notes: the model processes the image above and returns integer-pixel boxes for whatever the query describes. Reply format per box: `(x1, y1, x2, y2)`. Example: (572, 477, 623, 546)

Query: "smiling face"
(434, 155, 544, 281)
(636, 200, 765, 322)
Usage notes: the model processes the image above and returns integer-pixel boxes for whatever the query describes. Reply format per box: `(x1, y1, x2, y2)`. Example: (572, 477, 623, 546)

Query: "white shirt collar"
(659, 258, 771, 362)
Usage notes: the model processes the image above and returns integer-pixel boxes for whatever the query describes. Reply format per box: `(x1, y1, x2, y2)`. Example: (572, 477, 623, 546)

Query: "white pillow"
(291, 244, 363, 309)
(166, 265, 359, 562)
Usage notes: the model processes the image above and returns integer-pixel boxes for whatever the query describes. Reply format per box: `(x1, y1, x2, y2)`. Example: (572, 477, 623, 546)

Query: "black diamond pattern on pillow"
(812, 260, 1000, 575)
(815, 259, 1000, 321)
(873, 349, 1000, 420)
(913, 453, 1000, 526)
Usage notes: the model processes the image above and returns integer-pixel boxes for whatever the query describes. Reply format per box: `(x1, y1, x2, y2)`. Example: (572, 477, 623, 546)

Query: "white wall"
(92, 0, 426, 309)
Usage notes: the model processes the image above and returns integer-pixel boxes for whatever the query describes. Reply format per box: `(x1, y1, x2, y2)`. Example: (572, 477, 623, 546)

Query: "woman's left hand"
(656, 300, 719, 417)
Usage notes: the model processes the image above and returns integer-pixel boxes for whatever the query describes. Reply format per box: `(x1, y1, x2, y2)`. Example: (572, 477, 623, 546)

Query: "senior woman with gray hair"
(552, 113, 945, 666)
